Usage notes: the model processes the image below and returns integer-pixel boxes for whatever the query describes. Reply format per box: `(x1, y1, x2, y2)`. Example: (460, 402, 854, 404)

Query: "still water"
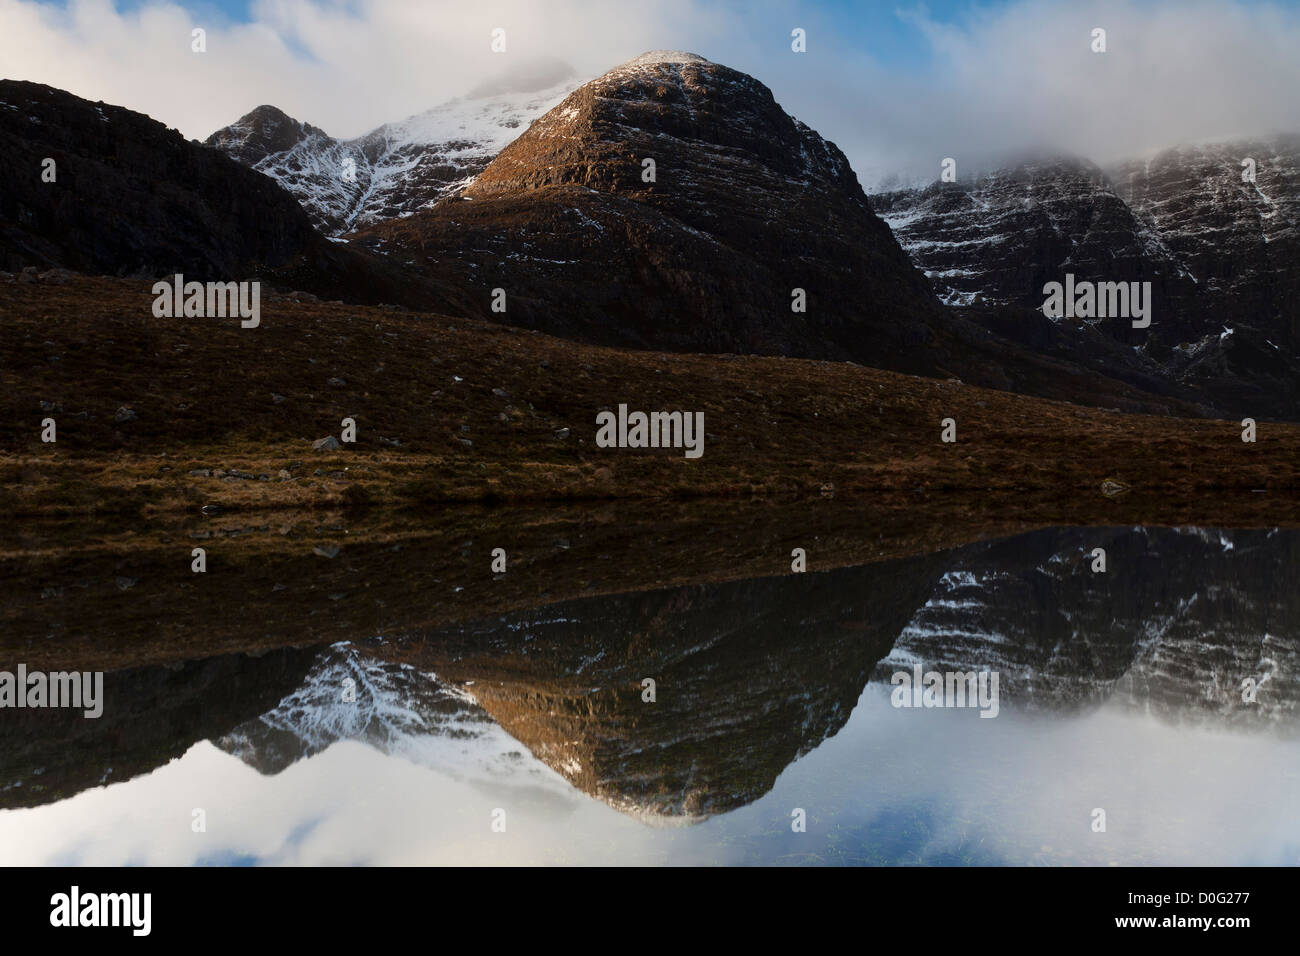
(2, 525, 1298, 865)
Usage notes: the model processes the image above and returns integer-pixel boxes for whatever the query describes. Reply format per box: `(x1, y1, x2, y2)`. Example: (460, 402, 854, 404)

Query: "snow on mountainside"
(205, 58, 581, 235)
(871, 138, 1300, 338)
(871, 156, 1195, 311)
(1110, 136, 1300, 322)
(870, 138, 1300, 419)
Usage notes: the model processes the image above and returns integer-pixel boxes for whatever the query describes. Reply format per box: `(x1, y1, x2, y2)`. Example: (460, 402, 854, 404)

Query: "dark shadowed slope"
(0, 80, 460, 311)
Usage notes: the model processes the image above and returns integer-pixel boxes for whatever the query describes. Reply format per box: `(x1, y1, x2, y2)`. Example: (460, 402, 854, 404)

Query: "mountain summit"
(206, 61, 579, 233)
(204, 104, 327, 166)
(359, 51, 955, 373)
(349, 52, 1202, 413)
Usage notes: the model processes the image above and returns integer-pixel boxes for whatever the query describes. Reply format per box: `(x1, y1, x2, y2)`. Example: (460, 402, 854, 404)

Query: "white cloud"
(3, 689, 1297, 865)
(848, 0, 1300, 183)
(1, 0, 1297, 186)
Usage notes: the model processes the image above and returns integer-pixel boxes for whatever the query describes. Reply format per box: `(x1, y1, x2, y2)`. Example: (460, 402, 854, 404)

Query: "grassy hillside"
(2, 273, 1298, 517)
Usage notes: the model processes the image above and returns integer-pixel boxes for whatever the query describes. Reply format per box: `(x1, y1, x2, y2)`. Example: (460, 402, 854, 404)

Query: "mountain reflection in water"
(2, 525, 1298, 866)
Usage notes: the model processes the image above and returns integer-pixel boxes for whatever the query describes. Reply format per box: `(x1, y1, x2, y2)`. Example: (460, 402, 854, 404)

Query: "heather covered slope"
(2, 273, 1297, 520)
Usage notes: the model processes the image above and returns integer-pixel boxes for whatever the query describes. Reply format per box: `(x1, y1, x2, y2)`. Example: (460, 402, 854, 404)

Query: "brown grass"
(1, 274, 1298, 519)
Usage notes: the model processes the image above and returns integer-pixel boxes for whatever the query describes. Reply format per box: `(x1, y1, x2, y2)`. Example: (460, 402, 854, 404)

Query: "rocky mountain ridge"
(205, 58, 579, 234)
(359, 50, 948, 370)
(872, 140, 1300, 418)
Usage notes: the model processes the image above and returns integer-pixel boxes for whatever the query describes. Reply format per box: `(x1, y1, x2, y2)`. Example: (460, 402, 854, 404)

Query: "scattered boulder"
(312, 435, 341, 451)
(1100, 477, 1131, 498)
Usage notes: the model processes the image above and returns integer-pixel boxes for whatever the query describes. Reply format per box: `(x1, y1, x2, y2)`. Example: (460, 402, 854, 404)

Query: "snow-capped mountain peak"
(205, 61, 582, 234)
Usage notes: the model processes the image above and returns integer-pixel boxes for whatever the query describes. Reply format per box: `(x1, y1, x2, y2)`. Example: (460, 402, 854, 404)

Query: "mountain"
(354, 51, 952, 374)
(344, 52, 1233, 412)
(872, 140, 1300, 418)
(871, 157, 1193, 313)
(205, 57, 579, 234)
(0, 79, 461, 309)
(4, 65, 1292, 417)
(0, 80, 317, 277)
(1112, 137, 1300, 342)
